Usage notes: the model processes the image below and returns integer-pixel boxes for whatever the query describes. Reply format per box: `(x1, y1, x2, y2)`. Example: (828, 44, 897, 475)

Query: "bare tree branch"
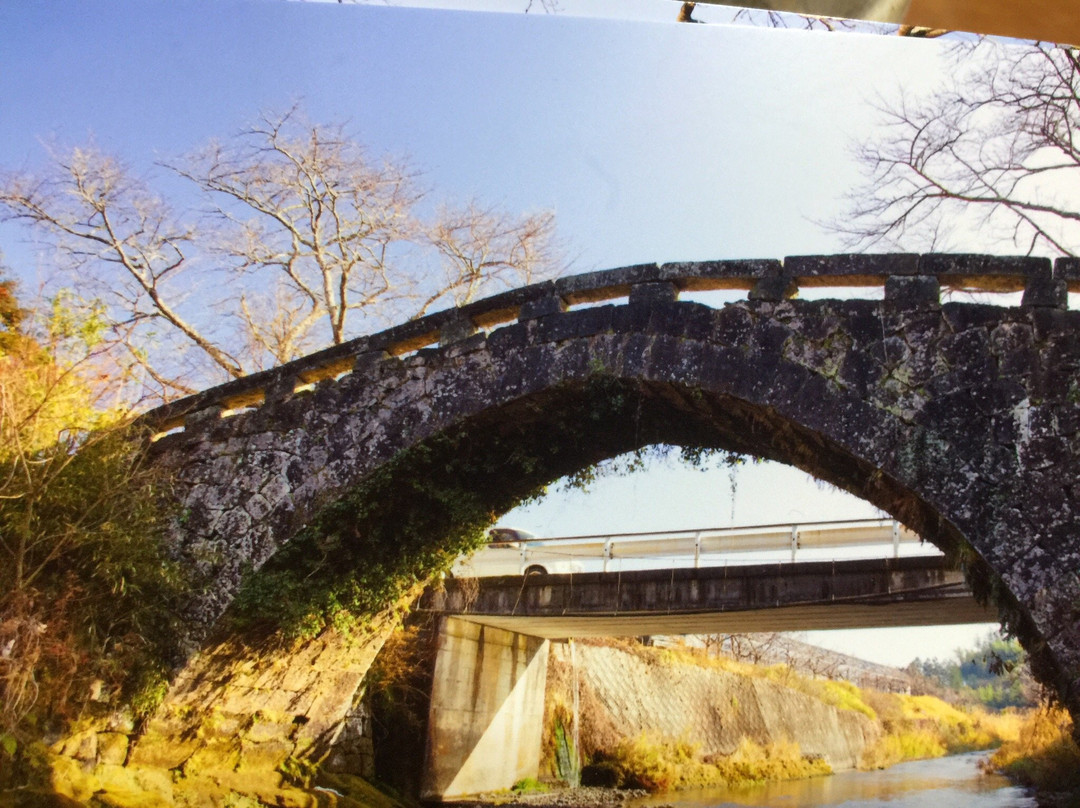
(838, 40, 1080, 256)
(421, 202, 560, 315)
(1, 105, 565, 394)
(168, 106, 422, 361)
(0, 147, 245, 390)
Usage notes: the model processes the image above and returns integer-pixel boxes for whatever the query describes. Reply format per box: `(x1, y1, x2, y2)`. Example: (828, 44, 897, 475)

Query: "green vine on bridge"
(229, 376, 662, 639)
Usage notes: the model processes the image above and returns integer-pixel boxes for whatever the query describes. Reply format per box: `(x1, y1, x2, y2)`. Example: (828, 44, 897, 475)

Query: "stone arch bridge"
(129, 254, 1080, 794)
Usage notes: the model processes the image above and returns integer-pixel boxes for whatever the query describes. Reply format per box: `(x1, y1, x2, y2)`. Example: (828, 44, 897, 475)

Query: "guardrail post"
(694, 531, 703, 569)
(603, 538, 613, 574)
(892, 521, 901, 559)
(790, 526, 799, 562)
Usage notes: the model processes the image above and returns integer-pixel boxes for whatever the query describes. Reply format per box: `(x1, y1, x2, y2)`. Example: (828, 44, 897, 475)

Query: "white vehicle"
(450, 528, 586, 577)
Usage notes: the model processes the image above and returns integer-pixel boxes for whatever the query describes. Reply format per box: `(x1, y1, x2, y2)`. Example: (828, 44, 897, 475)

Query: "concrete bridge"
(421, 555, 991, 637)
(130, 253, 1080, 798)
(416, 552, 989, 797)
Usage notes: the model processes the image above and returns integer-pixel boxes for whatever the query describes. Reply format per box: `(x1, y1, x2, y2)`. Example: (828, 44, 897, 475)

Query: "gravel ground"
(447, 786, 652, 808)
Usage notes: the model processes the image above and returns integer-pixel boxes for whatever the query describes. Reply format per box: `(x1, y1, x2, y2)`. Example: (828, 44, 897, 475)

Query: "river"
(629, 753, 1035, 808)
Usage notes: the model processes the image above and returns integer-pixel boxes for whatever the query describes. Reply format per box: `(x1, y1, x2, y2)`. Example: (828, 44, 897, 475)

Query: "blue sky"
(0, 0, 999, 664)
(0, 0, 951, 276)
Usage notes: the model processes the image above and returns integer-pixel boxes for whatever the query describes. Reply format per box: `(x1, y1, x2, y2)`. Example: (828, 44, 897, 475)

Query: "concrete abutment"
(422, 617, 550, 800)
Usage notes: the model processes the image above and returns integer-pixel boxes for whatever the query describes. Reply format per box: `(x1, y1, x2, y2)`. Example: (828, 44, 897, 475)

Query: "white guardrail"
(452, 519, 938, 577)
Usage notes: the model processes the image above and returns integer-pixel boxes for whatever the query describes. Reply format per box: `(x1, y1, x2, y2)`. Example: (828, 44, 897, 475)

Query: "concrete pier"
(422, 617, 550, 799)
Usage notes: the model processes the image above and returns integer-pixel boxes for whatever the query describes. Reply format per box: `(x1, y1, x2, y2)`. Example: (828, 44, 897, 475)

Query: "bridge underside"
(421, 556, 995, 638)
(444, 597, 993, 638)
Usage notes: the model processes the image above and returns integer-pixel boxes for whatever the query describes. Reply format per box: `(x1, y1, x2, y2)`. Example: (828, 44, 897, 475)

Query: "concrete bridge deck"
(420, 555, 992, 638)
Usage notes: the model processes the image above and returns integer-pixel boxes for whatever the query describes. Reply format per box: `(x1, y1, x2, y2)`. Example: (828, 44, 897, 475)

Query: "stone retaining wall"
(553, 642, 879, 771)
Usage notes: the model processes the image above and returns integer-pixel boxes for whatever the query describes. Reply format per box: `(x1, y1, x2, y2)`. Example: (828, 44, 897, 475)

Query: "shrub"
(598, 734, 830, 792)
(860, 729, 946, 770)
(990, 706, 1080, 793)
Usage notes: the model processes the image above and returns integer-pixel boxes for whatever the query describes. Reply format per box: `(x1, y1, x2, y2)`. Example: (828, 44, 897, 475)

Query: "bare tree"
(840, 39, 1080, 255)
(0, 107, 563, 397)
(0, 147, 242, 396)
(715, 632, 784, 665)
(171, 107, 423, 361)
(423, 202, 559, 312)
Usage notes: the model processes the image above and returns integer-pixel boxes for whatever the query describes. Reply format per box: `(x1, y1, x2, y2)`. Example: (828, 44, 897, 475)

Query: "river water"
(630, 752, 1036, 808)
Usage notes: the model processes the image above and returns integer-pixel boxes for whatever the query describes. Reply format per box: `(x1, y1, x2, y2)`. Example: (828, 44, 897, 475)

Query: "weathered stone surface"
(133, 257, 1080, 788)
(628, 281, 679, 305)
(1022, 276, 1068, 309)
(884, 275, 940, 310)
(96, 733, 130, 766)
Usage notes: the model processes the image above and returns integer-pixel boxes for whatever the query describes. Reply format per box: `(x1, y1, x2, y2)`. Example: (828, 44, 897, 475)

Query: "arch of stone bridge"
(149, 269, 1080, 723)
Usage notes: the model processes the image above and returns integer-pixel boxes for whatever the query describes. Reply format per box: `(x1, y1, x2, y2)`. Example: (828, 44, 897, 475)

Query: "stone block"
(1055, 256, 1080, 283)
(920, 252, 1050, 280)
(128, 727, 201, 771)
(518, 295, 567, 320)
(91, 784, 173, 808)
(486, 321, 531, 354)
(243, 713, 294, 744)
(629, 281, 678, 305)
(48, 755, 99, 802)
(554, 263, 658, 299)
(97, 732, 131, 766)
(785, 253, 918, 278)
(1022, 276, 1068, 309)
(53, 730, 98, 762)
(105, 710, 136, 734)
(438, 316, 478, 345)
(749, 273, 797, 302)
(660, 258, 780, 284)
(884, 275, 940, 310)
(235, 738, 297, 773)
(181, 734, 242, 775)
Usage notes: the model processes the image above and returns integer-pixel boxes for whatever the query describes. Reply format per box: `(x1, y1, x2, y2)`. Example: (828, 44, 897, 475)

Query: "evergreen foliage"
(908, 633, 1036, 710)
(0, 277, 181, 780)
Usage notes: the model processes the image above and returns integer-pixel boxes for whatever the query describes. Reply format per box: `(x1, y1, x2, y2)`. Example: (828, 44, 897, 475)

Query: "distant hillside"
(653, 633, 913, 693)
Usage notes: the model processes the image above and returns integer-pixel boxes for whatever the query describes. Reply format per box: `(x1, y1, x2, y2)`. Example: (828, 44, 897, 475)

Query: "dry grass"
(858, 691, 1019, 769)
(557, 637, 1022, 785)
(542, 648, 624, 779)
(599, 733, 831, 791)
(989, 706, 1080, 793)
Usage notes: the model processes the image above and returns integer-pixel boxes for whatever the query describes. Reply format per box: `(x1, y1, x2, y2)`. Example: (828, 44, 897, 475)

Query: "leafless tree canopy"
(840, 40, 1080, 255)
(0, 148, 242, 394)
(0, 107, 563, 401)
(425, 202, 558, 310)
(171, 110, 423, 364)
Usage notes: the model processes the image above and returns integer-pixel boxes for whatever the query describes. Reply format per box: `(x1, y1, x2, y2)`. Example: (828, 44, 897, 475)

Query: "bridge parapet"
(142, 253, 1076, 442)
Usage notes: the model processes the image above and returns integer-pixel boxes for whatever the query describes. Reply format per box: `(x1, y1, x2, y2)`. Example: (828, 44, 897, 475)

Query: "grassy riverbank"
(585, 735, 832, 791)
(987, 706, 1080, 801)
(542, 638, 1022, 795)
(857, 692, 1021, 769)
